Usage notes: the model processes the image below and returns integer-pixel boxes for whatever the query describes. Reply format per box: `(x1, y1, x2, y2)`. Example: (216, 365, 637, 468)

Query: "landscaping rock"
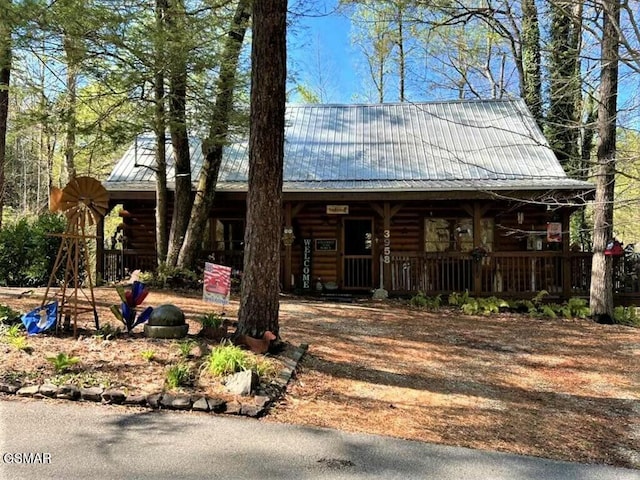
(169, 395, 192, 410)
(159, 394, 192, 410)
(17, 385, 40, 397)
(254, 395, 271, 410)
(192, 397, 210, 412)
(56, 385, 80, 400)
(225, 370, 259, 396)
(0, 381, 22, 394)
(123, 394, 147, 406)
(148, 304, 185, 326)
(208, 397, 227, 413)
(225, 400, 242, 415)
(38, 384, 59, 398)
(146, 393, 163, 409)
(102, 389, 127, 404)
(143, 324, 189, 339)
(80, 387, 104, 402)
(240, 402, 266, 418)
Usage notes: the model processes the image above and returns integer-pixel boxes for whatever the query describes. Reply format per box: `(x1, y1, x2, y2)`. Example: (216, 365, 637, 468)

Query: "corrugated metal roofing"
(105, 99, 593, 193)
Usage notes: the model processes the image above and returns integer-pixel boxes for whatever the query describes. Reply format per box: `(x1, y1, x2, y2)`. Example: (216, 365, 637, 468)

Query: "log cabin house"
(101, 99, 599, 299)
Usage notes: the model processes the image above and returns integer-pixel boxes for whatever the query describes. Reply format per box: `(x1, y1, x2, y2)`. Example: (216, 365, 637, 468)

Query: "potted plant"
(198, 312, 228, 342)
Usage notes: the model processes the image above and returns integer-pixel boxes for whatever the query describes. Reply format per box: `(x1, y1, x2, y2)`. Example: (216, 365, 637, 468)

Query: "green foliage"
(539, 305, 557, 319)
(46, 353, 80, 373)
(0, 323, 31, 351)
(410, 292, 441, 310)
(141, 349, 156, 362)
(246, 355, 277, 379)
(566, 297, 590, 319)
(198, 312, 224, 328)
(205, 343, 251, 377)
(49, 371, 111, 388)
(177, 339, 197, 359)
(93, 324, 121, 340)
(613, 306, 640, 327)
(0, 304, 20, 323)
(165, 363, 192, 389)
(0, 214, 66, 287)
(531, 290, 549, 306)
(146, 265, 200, 290)
(448, 290, 470, 307)
(459, 296, 508, 316)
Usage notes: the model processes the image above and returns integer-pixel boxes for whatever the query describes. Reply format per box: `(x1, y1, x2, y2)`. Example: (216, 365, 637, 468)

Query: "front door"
(343, 218, 373, 289)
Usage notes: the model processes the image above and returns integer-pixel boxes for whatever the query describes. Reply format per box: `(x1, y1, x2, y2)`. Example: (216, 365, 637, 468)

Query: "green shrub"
(141, 349, 156, 362)
(198, 312, 225, 328)
(46, 353, 80, 373)
(205, 343, 250, 377)
(177, 339, 197, 359)
(0, 304, 21, 324)
(93, 324, 121, 340)
(0, 213, 66, 287)
(165, 363, 192, 389)
(613, 306, 640, 327)
(149, 265, 200, 289)
(448, 290, 470, 307)
(410, 292, 441, 310)
(566, 297, 590, 318)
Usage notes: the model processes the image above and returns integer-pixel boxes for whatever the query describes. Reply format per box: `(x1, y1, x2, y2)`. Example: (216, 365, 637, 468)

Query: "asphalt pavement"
(1, 398, 638, 480)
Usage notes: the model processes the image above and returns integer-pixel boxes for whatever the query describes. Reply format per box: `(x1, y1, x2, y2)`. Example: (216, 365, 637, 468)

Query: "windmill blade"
(49, 187, 63, 212)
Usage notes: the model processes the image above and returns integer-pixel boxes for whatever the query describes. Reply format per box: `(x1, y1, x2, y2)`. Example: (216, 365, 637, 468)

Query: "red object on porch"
(605, 240, 624, 256)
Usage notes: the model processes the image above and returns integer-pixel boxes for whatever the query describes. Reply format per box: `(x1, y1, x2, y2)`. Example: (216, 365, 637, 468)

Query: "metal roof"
(105, 99, 593, 193)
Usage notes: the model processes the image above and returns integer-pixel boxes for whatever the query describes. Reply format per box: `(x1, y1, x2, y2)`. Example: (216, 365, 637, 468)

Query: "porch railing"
(102, 249, 244, 283)
(389, 251, 596, 297)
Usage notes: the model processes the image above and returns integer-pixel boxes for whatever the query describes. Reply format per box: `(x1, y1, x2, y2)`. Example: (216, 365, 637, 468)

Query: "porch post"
(96, 215, 105, 285)
(283, 202, 293, 291)
(383, 202, 392, 291)
(562, 210, 572, 298)
(473, 202, 482, 295)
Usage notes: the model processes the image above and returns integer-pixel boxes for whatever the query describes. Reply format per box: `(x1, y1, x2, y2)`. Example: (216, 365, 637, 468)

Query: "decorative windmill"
(43, 176, 109, 336)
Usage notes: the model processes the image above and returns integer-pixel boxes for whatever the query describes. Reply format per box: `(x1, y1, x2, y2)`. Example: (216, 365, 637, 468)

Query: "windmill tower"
(43, 176, 109, 336)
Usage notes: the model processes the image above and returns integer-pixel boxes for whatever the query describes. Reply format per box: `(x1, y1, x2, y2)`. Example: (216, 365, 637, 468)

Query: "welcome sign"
(301, 238, 312, 290)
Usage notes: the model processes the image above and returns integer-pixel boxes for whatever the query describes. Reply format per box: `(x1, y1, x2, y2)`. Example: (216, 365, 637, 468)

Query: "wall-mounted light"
(517, 212, 524, 225)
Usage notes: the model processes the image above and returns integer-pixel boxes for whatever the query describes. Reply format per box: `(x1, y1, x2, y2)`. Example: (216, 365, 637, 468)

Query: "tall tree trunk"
(165, 0, 191, 267)
(590, 0, 620, 321)
(546, 0, 581, 170)
(63, 35, 79, 182)
(520, 0, 542, 123)
(0, 1, 10, 229)
(155, 0, 169, 265)
(395, 3, 405, 102)
(236, 0, 286, 338)
(177, 0, 251, 269)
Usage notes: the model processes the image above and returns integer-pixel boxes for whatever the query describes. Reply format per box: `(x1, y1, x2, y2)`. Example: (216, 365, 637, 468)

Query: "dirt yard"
(0, 286, 638, 469)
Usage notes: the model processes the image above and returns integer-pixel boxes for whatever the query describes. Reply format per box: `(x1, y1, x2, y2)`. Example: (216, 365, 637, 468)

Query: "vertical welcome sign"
(301, 238, 312, 290)
(203, 262, 232, 305)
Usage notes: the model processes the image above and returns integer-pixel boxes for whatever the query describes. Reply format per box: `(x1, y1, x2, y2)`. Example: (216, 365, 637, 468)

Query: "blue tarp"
(21, 302, 57, 335)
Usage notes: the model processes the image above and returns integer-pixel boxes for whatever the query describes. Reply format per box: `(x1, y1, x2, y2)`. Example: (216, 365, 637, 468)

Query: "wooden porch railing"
(389, 251, 597, 297)
(102, 249, 244, 283)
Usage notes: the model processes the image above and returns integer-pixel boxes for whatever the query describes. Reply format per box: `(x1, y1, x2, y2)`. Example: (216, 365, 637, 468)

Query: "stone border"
(0, 343, 308, 419)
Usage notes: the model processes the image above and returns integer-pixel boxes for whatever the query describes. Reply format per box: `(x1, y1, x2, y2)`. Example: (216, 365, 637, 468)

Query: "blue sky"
(288, 1, 358, 103)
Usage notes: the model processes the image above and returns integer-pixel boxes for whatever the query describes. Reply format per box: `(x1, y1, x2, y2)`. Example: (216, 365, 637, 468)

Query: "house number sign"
(383, 229, 391, 264)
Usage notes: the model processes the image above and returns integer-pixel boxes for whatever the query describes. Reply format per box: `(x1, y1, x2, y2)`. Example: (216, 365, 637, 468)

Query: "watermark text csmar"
(2, 452, 51, 464)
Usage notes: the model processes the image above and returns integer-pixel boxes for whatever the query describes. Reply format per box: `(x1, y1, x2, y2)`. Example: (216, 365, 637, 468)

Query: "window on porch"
(213, 219, 244, 251)
(424, 218, 494, 252)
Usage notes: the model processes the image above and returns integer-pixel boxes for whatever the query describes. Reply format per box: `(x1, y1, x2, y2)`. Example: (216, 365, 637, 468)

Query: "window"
(424, 218, 494, 252)
(213, 219, 244, 251)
